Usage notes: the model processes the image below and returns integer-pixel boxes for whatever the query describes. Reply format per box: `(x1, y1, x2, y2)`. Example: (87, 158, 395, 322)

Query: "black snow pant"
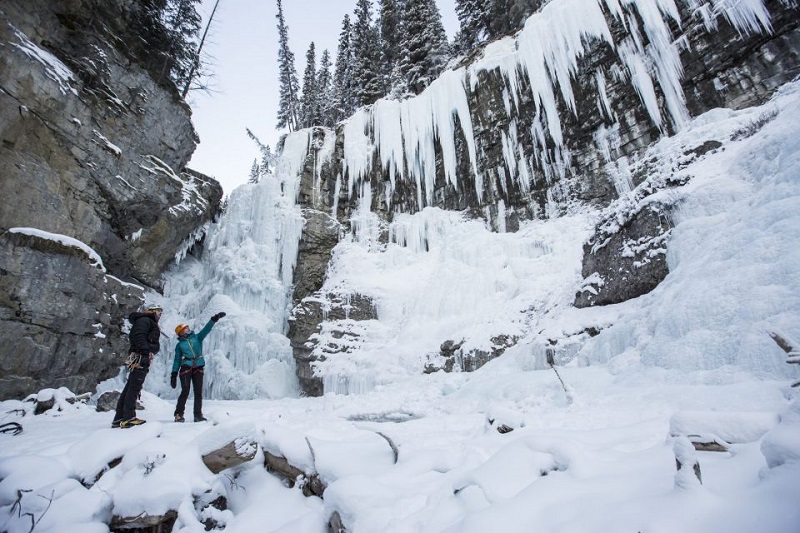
(114, 365, 149, 422)
(174, 366, 204, 418)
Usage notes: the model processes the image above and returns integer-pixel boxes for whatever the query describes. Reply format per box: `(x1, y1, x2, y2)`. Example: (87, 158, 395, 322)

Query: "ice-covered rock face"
(154, 0, 799, 400)
(324, 0, 797, 225)
(282, 0, 799, 395)
(0, 0, 221, 399)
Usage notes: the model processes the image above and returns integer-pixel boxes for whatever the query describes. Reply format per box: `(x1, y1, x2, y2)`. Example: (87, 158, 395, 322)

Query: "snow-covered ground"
(0, 364, 798, 532)
(3, 46, 800, 533)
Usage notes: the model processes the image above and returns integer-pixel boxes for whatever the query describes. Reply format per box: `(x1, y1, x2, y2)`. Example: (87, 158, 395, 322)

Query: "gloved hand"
(211, 312, 226, 322)
(170, 372, 177, 389)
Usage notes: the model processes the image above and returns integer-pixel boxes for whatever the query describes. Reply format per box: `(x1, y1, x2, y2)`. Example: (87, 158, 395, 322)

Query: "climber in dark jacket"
(170, 312, 225, 422)
(113, 304, 162, 428)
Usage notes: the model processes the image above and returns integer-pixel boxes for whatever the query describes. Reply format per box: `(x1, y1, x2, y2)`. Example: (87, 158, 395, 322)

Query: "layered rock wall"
(0, 231, 141, 399)
(0, 0, 222, 399)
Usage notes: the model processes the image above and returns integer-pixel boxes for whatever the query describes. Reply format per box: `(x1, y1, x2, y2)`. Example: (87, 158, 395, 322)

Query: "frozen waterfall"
(146, 131, 317, 400)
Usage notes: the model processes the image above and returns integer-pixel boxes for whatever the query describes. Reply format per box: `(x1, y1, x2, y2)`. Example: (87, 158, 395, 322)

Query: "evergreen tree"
(454, 0, 491, 53)
(246, 128, 276, 179)
(130, 0, 206, 93)
(351, 0, 384, 107)
(399, 0, 451, 94)
(347, 20, 361, 102)
(457, 0, 544, 46)
(299, 42, 318, 128)
(261, 144, 275, 176)
(275, 0, 300, 131)
(378, 0, 402, 94)
(427, 1, 451, 73)
(332, 14, 355, 123)
(486, 0, 542, 39)
(388, 62, 409, 99)
(132, 0, 171, 82)
(180, 0, 221, 97)
(249, 158, 261, 184)
(316, 49, 334, 127)
(163, 0, 202, 89)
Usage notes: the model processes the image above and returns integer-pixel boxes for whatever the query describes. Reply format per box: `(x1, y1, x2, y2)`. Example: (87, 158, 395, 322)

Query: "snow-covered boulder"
(760, 398, 800, 469)
(669, 410, 780, 451)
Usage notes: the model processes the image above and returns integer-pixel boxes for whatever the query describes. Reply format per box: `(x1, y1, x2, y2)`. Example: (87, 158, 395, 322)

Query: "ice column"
(151, 131, 315, 400)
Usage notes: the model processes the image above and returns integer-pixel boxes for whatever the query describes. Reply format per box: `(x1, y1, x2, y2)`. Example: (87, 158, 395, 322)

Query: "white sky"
(188, 0, 459, 195)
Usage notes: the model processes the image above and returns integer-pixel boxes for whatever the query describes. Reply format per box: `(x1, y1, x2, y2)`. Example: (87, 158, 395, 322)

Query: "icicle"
(313, 128, 336, 206)
(373, 99, 405, 204)
(691, 0, 720, 32)
(429, 69, 475, 193)
(343, 109, 374, 199)
(500, 120, 519, 196)
(401, 95, 435, 207)
(174, 223, 209, 264)
(593, 122, 621, 163)
(497, 200, 507, 233)
(338, 0, 772, 212)
(631, 0, 688, 130)
(517, 146, 532, 194)
(618, 39, 664, 130)
(344, 70, 481, 209)
(332, 173, 342, 218)
(711, 0, 772, 36)
(610, 155, 634, 195)
(280, 130, 312, 191)
(595, 69, 614, 120)
(501, 87, 513, 117)
(350, 182, 384, 248)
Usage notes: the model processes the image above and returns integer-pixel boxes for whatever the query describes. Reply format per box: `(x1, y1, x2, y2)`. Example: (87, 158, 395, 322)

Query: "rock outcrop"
(0, 231, 143, 399)
(201, 437, 259, 474)
(424, 335, 518, 374)
(289, 291, 378, 397)
(287, 0, 800, 395)
(0, 0, 222, 399)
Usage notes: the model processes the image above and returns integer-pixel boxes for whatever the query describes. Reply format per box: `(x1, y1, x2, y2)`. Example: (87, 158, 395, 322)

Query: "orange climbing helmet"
(175, 324, 190, 337)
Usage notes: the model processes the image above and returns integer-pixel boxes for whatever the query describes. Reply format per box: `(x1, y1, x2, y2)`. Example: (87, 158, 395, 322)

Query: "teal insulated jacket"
(172, 319, 215, 372)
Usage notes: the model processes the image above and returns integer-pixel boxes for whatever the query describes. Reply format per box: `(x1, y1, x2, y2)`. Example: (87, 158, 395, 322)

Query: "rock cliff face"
(0, 0, 222, 399)
(289, 0, 800, 395)
(0, 231, 143, 399)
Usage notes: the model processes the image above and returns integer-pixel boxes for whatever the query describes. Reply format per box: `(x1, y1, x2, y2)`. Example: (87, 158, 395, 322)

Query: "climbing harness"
(124, 352, 144, 371)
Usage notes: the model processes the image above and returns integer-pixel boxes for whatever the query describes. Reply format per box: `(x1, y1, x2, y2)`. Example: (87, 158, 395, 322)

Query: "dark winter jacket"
(128, 312, 161, 357)
(172, 319, 215, 372)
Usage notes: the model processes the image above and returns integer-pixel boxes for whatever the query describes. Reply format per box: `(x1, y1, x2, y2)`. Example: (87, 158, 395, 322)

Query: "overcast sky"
(187, 0, 459, 195)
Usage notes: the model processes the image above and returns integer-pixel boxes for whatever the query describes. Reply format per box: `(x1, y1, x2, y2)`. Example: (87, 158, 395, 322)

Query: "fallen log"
(768, 330, 800, 387)
(263, 450, 326, 497)
(768, 330, 796, 354)
(110, 510, 177, 531)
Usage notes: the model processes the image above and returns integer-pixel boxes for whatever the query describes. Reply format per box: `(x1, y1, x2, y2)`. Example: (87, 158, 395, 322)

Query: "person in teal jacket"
(170, 312, 225, 422)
